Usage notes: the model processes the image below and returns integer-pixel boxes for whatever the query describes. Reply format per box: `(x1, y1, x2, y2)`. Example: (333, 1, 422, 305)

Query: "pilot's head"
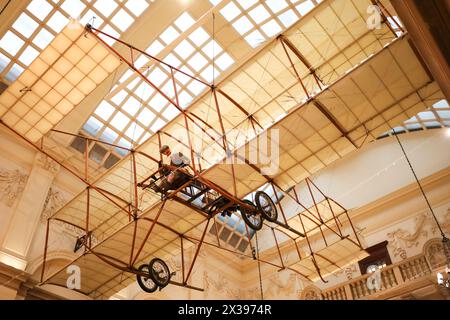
(160, 145, 171, 156)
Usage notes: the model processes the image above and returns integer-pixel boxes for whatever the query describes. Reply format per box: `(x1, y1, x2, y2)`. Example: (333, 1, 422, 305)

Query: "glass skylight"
(210, 0, 320, 49)
(0, 0, 153, 83)
(220, 2, 241, 22)
(248, 5, 271, 24)
(266, 0, 289, 14)
(296, 0, 315, 15)
(27, 0, 53, 21)
(12, 13, 39, 38)
(79, 10, 236, 162)
(60, 0, 86, 19)
(0, 32, 25, 56)
(379, 99, 450, 138)
(174, 12, 195, 32)
(160, 26, 180, 45)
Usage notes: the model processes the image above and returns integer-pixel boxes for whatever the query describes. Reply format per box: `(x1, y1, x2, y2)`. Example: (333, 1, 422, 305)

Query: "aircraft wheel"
(239, 199, 263, 231)
(149, 258, 171, 288)
(255, 191, 278, 222)
(136, 264, 158, 293)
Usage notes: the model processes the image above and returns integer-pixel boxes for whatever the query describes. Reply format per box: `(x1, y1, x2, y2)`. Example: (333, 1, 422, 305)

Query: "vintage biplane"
(0, 0, 445, 298)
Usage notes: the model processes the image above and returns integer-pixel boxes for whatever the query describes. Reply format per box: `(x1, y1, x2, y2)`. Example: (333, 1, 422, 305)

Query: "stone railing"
(321, 254, 432, 300)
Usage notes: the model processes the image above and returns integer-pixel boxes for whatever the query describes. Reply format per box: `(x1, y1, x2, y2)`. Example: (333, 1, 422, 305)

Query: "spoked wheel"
(136, 264, 158, 293)
(207, 197, 229, 216)
(239, 199, 263, 231)
(149, 258, 171, 288)
(255, 191, 278, 222)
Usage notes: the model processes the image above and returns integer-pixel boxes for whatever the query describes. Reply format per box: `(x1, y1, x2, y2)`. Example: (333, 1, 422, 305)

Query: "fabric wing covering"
(0, 22, 120, 143)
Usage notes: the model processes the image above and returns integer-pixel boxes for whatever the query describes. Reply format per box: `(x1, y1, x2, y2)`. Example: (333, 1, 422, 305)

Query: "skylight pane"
(266, 0, 288, 14)
(215, 52, 234, 71)
(160, 26, 180, 45)
(261, 19, 282, 37)
(0, 31, 25, 56)
(94, 0, 118, 17)
(163, 53, 181, 68)
(0, 53, 10, 73)
(202, 40, 223, 59)
(220, 2, 241, 22)
(80, 10, 104, 28)
(27, 0, 53, 21)
(433, 100, 449, 109)
(244, 29, 265, 48)
(61, 0, 86, 19)
(201, 65, 219, 83)
(5, 64, 24, 82)
(127, 77, 140, 91)
(146, 40, 164, 56)
(134, 55, 149, 69)
(150, 118, 166, 132)
(137, 107, 156, 126)
(111, 111, 130, 131)
(100, 127, 119, 144)
(47, 11, 69, 33)
(125, 123, 144, 141)
(116, 138, 131, 155)
(278, 9, 298, 27)
(209, 0, 223, 5)
(125, 0, 149, 16)
(13, 13, 39, 38)
(83, 116, 103, 136)
(149, 93, 168, 111)
(111, 9, 135, 32)
(161, 105, 180, 120)
(189, 27, 210, 47)
(232, 16, 254, 36)
(111, 91, 128, 107)
(188, 52, 208, 72)
(136, 82, 154, 101)
(236, 0, 258, 10)
(122, 96, 141, 116)
(149, 67, 168, 86)
(248, 5, 270, 24)
(101, 24, 119, 45)
(174, 12, 195, 32)
(32, 28, 54, 50)
(18, 46, 40, 66)
(178, 91, 193, 109)
(417, 111, 435, 121)
(174, 40, 195, 59)
(296, 0, 315, 15)
(187, 80, 207, 96)
(94, 101, 115, 120)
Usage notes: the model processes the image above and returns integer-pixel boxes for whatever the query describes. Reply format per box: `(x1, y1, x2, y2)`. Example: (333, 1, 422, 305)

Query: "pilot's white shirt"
(162, 151, 190, 166)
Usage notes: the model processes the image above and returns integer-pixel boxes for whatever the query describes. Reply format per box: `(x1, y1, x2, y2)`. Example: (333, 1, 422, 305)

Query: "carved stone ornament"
(41, 187, 66, 222)
(300, 285, 322, 300)
(35, 153, 60, 174)
(387, 210, 450, 260)
(203, 270, 242, 299)
(423, 238, 448, 269)
(0, 168, 28, 207)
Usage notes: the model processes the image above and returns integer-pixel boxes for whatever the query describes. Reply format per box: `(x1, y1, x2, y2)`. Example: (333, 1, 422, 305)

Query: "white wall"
(310, 129, 450, 210)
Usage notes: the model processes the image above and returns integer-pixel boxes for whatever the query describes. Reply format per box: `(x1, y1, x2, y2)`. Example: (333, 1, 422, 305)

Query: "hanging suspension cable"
(392, 132, 446, 237)
(255, 231, 264, 300)
(391, 130, 450, 263)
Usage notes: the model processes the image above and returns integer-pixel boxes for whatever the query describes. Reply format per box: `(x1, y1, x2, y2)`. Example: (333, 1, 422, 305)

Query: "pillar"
(0, 153, 59, 270)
